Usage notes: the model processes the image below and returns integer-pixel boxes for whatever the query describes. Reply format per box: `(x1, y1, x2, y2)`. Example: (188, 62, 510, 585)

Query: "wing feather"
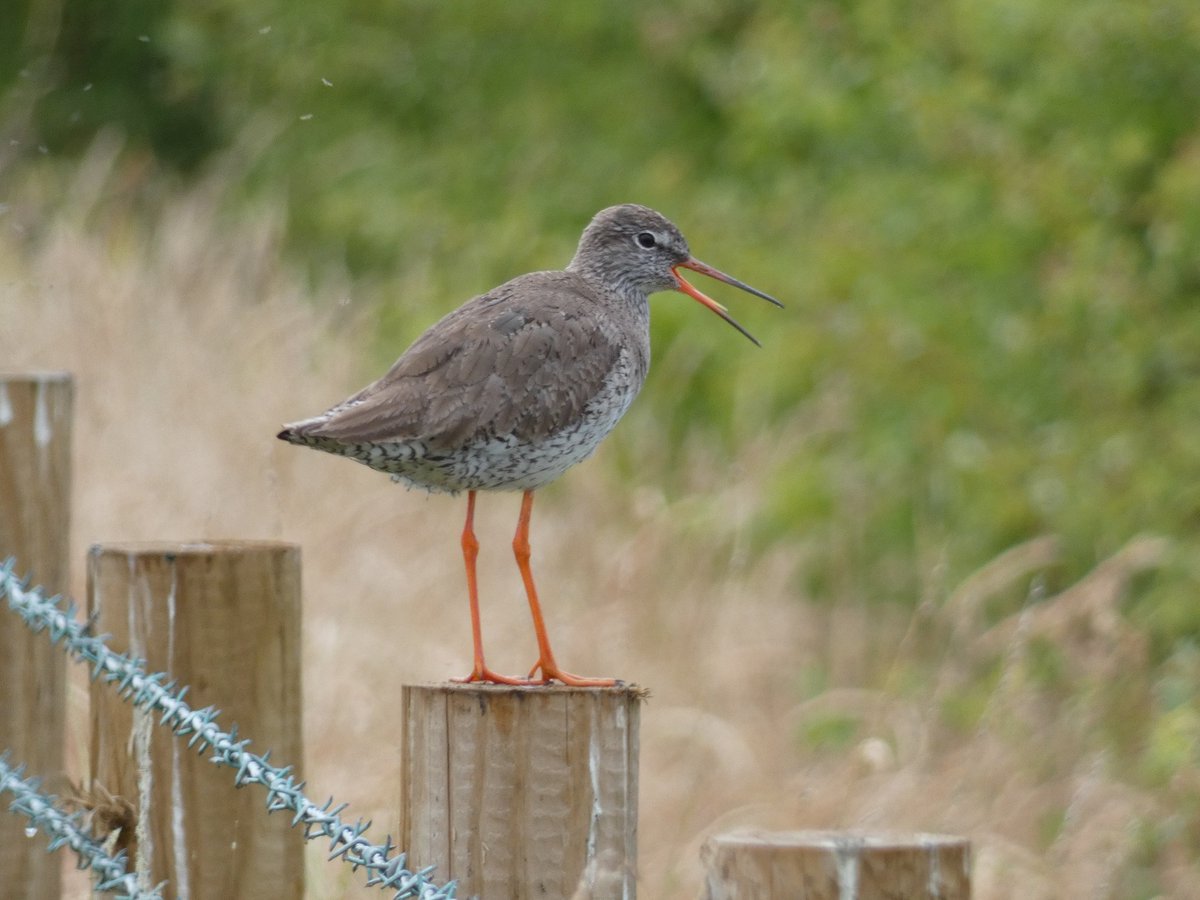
(296, 272, 623, 450)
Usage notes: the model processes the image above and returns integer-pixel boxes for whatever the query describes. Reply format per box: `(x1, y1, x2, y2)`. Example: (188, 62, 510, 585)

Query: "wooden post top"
(702, 829, 971, 900)
(0, 370, 71, 899)
(0, 371, 72, 383)
(88, 536, 304, 899)
(404, 681, 648, 698)
(401, 680, 642, 898)
(90, 539, 299, 556)
(707, 829, 969, 849)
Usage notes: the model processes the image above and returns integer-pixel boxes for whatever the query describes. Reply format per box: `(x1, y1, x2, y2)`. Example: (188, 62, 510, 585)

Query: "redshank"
(278, 204, 780, 686)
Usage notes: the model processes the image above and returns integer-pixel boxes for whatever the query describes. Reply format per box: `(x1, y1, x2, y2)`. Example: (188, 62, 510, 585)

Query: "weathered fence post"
(87, 541, 303, 899)
(700, 830, 971, 899)
(0, 372, 72, 900)
(401, 683, 641, 899)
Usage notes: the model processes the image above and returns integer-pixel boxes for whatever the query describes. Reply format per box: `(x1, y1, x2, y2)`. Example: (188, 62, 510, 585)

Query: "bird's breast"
(380, 347, 644, 494)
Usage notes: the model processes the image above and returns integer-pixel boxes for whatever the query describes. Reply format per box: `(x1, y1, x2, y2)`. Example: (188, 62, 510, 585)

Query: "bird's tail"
(277, 416, 327, 445)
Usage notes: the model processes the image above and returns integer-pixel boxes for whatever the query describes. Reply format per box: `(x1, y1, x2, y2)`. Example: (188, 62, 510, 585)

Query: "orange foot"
(527, 660, 619, 688)
(452, 665, 539, 686)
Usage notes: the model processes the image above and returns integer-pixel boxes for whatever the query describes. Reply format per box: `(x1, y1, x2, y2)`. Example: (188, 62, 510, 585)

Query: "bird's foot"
(452, 665, 540, 686)
(527, 660, 619, 688)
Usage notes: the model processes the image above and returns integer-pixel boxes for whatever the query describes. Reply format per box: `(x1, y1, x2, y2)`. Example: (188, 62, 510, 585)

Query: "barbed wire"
(0, 752, 162, 900)
(0, 558, 458, 900)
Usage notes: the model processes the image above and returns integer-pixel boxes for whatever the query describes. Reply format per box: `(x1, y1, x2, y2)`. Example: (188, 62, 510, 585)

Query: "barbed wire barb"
(0, 752, 162, 900)
(1, 557, 458, 900)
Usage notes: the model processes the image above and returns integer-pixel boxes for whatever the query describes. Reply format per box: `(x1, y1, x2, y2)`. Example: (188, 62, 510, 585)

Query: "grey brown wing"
(300, 287, 620, 449)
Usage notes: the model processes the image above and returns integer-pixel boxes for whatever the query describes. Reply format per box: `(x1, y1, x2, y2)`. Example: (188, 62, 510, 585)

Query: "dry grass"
(2, 145, 1192, 898)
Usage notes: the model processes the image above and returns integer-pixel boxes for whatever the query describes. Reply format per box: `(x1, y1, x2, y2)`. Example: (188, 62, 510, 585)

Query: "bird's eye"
(635, 231, 657, 249)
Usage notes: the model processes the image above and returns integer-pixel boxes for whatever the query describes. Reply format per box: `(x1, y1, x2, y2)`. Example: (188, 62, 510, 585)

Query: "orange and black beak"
(671, 258, 783, 347)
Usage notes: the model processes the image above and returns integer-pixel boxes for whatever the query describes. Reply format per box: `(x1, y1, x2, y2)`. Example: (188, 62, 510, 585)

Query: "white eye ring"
(634, 231, 657, 249)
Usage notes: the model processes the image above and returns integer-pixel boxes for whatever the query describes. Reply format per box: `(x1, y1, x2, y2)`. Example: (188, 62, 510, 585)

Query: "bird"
(278, 204, 780, 687)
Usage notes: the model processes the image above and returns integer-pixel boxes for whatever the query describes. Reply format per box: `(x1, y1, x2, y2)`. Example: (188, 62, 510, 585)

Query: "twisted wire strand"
(0, 752, 162, 900)
(0, 558, 457, 900)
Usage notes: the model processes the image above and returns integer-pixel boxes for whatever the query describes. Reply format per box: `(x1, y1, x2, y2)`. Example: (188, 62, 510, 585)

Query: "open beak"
(671, 258, 783, 347)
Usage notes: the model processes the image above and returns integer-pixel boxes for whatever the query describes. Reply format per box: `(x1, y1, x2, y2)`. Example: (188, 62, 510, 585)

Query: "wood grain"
(0, 373, 72, 900)
(400, 682, 642, 899)
(87, 541, 303, 899)
(701, 830, 972, 899)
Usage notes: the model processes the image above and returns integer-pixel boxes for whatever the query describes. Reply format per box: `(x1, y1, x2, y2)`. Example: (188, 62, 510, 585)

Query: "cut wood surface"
(0, 373, 72, 900)
(87, 541, 303, 899)
(401, 682, 643, 899)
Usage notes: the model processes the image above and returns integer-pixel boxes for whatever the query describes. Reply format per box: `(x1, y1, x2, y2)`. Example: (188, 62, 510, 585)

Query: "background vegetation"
(3, 1, 1200, 896)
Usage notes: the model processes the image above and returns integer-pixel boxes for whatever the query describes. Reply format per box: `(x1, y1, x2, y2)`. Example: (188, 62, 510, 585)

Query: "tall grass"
(2, 146, 1194, 898)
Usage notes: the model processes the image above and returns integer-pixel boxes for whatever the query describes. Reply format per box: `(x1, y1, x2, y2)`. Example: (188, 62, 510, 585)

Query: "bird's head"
(570, 203, 782, 345)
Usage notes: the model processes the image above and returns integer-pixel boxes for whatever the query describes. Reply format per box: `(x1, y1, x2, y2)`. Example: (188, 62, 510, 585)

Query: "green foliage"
(939, 656, 1005, 733)
(1120, 819, 1171, 900)
(5, 0, 1200, 650)
(1037, 806, 1067, 850)
(1142, 705, 1200, 787)
(14, 0, 222, 168)
(1024, 637, 1067, 692)
(798, 712, 861, 751)
(1142, 643, 1200, 786)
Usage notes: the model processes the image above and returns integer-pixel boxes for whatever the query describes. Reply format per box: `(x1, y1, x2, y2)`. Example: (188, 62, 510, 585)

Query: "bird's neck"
(566, 258, 650, 312)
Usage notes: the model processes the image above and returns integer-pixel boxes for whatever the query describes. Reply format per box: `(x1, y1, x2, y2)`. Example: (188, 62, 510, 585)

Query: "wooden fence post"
(0, 372, 72, 900)
(87, 541, 303, 899)
(400, 683, 641, 899)
(700, 830, 971, 900)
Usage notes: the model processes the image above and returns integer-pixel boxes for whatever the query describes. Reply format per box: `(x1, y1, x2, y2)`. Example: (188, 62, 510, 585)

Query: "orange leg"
(513, 489, 616, 688)
(452, 490, 532, 686)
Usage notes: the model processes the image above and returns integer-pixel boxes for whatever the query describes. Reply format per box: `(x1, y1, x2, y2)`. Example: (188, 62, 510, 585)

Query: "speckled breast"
(322, 357, 643, 495)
